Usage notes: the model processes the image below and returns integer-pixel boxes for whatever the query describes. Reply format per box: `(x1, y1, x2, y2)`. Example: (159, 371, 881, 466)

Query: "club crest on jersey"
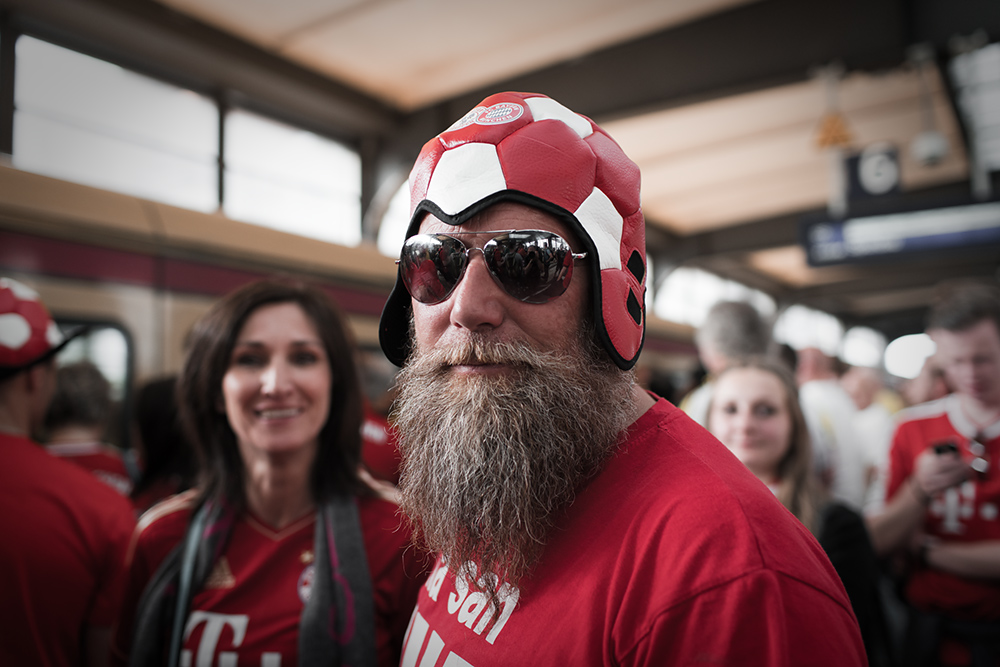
(298, 564, 314, 604)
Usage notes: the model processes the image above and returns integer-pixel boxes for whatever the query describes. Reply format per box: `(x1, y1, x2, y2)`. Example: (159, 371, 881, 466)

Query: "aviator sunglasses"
(397, 230, 588, 305)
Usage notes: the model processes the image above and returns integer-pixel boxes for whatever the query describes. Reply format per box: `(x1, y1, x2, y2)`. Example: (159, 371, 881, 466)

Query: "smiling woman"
(110, 278, 431, 667)
(222, 302, 332, 480)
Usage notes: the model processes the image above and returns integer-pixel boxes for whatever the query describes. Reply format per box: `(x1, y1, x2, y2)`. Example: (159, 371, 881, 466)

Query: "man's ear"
(24, 360, 55, 399)
(23, 363, 47, 393)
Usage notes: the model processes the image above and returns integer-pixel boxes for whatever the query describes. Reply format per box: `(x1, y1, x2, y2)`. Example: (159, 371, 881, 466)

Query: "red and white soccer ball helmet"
(380, 91, 646, 370)
(0, 277, 70, 373)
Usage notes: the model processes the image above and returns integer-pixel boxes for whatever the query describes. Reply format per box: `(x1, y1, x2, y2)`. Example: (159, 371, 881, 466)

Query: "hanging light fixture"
(908, 43, 950, 168)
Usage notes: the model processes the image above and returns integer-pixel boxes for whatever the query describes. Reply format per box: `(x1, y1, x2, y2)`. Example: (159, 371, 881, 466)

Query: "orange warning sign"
(815, 113, 852, 149)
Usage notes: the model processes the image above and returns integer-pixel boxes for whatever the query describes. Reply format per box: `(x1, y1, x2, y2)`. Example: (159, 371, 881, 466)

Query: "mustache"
(419, 335, 555, 370)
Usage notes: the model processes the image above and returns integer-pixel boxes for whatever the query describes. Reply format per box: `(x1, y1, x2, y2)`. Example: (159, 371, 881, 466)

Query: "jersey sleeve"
(885, 419, 917, 502)
(85, 491, 137, 628)
(109, 495, 191, 667)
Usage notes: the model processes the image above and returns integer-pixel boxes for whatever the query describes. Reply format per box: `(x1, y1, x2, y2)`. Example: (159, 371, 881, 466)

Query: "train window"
(54, 321, 134, 449)
(224, 109, 362, 246)
(13, 36, 219, 212)
(55, 323, 131, 402)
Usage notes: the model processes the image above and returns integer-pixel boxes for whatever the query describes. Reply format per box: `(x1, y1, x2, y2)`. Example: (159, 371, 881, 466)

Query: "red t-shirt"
(112, 490, 430, 667)
(47, 440, 134, 496)
(401, 398, 866, 666)
(0, 432, 136, 666)
(886, 394, 1000, 619)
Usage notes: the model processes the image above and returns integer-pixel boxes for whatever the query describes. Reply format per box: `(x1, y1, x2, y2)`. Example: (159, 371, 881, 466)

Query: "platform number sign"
(847, 143, 900, 200)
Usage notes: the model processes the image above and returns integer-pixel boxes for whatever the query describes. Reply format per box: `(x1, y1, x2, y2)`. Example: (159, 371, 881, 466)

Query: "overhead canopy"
(4, 0, 1000, 341)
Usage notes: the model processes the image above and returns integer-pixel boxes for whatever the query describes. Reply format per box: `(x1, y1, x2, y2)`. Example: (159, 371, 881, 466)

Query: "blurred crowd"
(4, 271, 999, 667)
(668, 283, 1000, 667)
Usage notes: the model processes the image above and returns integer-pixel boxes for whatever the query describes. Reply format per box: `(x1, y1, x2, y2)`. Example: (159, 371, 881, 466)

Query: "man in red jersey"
(870, 282, 1000, 666)
(0, 276, 136, 666)
(45, 361, 135, 496)
(379, 91, 867, 666)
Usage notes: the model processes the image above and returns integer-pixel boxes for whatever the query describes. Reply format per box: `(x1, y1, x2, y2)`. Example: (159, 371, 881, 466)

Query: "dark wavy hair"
(177, 278, 368, 506)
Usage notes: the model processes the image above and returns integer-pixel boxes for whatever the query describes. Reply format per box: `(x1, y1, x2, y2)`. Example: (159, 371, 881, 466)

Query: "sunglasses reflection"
(399, 230, 584, 305)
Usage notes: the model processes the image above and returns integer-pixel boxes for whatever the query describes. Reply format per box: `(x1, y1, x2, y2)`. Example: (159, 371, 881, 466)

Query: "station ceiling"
(8, 0, 1000, 341)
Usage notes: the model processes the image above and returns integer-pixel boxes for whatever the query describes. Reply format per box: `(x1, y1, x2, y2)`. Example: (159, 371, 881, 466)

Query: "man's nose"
(448, 251, 506, 332)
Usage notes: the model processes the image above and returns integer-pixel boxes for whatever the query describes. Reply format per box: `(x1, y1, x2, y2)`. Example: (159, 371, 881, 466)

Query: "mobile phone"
(933, 442, 958, 455)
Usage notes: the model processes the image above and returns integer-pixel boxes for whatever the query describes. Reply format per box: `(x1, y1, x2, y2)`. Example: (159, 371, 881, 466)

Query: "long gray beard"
(393, 329, 635, 591)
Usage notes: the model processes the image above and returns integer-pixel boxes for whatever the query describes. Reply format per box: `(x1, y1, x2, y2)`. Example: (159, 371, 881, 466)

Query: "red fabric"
(497, 119, 597, 213)
(400, 398, 866, 666)
(0, 279, 58, 367)
(362, 407, 402, 485)
(0, 433, 136, 666)
(47, 441, 133, 496)
(112, 491, 430, 667)
(886, 395, 1000, 620)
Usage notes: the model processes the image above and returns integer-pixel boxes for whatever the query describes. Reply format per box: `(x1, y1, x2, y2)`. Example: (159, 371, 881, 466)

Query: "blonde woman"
(708, 356, 892, 667)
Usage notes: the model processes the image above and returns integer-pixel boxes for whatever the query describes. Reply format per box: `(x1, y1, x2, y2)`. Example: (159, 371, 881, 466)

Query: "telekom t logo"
(930, 481, 977, 534)
(180, 611, 281, 667)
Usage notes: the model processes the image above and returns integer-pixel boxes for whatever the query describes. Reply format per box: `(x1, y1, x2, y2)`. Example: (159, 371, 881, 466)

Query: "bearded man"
(380, 92, 866, 666)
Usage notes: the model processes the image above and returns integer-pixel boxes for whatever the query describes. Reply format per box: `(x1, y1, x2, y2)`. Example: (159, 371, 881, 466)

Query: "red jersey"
(47, 440, 134, 496)
(112, 490, 430, 667)
(886, 394, 1000, 619)
(400, 398, 867, 666)
(0, 432, 136, 666)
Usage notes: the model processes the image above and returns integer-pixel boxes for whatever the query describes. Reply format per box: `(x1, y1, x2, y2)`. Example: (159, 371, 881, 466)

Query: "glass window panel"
(14, 36, 218, 210)
(884, 334, 935, 379)
(377, 181, 412, 257)
(841, 326, 887, 368)
(774, 304, 843, 356)
(655, 266, 776, 327)
(654, 267, 694, 324)
(55, 325, 130, 403)
(15, 113, 218, 211)
(225, 170, 361, 246)
(225, 109, 361, 246)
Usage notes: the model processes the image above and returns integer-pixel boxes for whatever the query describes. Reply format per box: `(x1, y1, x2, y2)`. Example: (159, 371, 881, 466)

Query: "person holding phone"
(868, 282, 1000, 666)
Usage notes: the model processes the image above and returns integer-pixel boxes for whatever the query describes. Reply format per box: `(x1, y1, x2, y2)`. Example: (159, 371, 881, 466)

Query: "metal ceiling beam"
(0, 0, 400, 139)
(795, 258, 1000, 301)
(427, 0, 908, 125)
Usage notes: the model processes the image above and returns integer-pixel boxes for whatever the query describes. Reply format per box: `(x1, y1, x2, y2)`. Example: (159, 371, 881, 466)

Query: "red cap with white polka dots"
(0, 278, 79, 378)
